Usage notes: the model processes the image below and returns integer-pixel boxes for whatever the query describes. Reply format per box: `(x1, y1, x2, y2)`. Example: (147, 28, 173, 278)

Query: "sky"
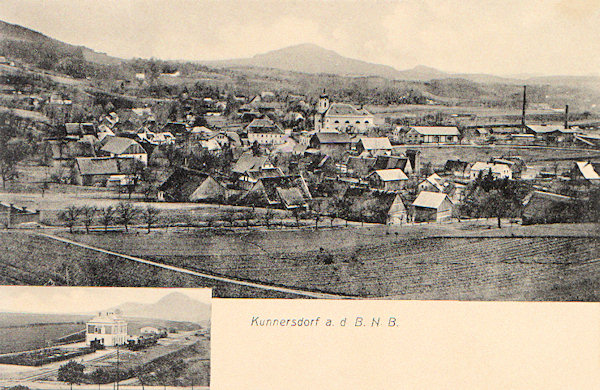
(1, 0, 599, 76)
(0, 286, 212, 314)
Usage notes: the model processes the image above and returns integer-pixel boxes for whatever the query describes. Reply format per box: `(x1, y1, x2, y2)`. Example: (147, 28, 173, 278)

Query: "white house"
(246, 118, 285, 145)
(314, 93, 375, 133)
(470, 162, 512, 180)
(86, 311, 128, 347)
(403, 126, 460, 144)
(101, 137, 148, 165)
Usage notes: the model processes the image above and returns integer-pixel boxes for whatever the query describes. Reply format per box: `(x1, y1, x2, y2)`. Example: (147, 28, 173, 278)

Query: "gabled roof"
(312, 132, 351, 144)
(251, 175, 312, 208)
(232, 152, 270, 174)
(373, 155, 410, 171)
(471, 161, 493, 171)
(412, 191, 452, 209)
(526, 125, 567, 134)
(101, 137, 145, 155)
(371, 169, 408, 182)
(522, 190, 574, 206)
(409, 126, 460, 136)
(245, 118, 283, 134)
(158, 167, 213, 201)
(359, 137, 393, 150)
(574, 161, 600, 180)
(75, 157, 123, 176)
(325, 103, 372, 117)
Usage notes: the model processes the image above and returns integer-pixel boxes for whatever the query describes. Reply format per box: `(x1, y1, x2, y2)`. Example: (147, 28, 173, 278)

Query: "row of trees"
(57, 202, 159, 233)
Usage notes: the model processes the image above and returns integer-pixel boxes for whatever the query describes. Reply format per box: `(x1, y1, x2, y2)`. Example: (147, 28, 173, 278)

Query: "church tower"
(315, 90, 330, 131)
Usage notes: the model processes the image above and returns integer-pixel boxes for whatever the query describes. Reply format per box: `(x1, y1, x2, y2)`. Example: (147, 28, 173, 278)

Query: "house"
(525, 124, 577, 142)
(569, 161, 600, 184)
(444, 159, 471, 179)
(100, 137, 148, 165)
(522, 191, 578, 224)
(157, 167, 227, 202)
(242, 175, 312, 209)
(470, 162, 512, 180)
(345, 156, 377, 177)
(373, 155, 413, 175)
(412, 191, 454, 222)
(245, 118, 285, 145)
(64, 122, 96, 139)
(403, 126, 460, 144)
(73, 157, 136, 186)
(367, 169, 408, 191)
(314, 93, 375, 133)
(0, 202, 40, 228)
(309, 132, 352, 158)
(356, 137, 393, 157)
(86, 311, 127, 347)
(232, 152, 283, 189)
(342, 187, 408, 224)
(418, 173, 445, 193)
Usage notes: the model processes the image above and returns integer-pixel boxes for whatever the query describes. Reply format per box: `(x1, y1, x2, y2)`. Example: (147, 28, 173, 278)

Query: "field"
(1, 223, 598, 300)
(0, 313, 89, 354)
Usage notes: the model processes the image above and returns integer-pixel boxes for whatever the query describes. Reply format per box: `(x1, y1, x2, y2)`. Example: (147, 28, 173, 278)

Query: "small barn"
(73, 157, 136, 186)
(158, 167, 227, 202)
(342, 187, 408, 224)
(309, 132, 352, 158)
(412, 191, 454, 222)
(100, 137, 148, 165)
(355, 137, 393, 157)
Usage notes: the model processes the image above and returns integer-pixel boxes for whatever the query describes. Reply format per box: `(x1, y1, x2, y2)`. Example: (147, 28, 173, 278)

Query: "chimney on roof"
(564, 104, 569, 129)
(521, 85, 527, 127)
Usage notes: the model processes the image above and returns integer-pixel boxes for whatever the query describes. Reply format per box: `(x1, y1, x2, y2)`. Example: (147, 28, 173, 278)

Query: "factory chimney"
(564, 104, 569, 129)
(521, 85, 527, 128)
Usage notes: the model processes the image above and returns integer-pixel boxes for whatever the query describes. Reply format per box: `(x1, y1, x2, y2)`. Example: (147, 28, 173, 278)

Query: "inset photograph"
(0, 286, 211, 389)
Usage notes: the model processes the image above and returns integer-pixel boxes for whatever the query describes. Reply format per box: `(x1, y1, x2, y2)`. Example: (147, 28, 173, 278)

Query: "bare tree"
(58, 206, 80, 234)
(80, 205, 97, 234)
(0, 137, 29, 189)
(291, 208, 302, 228)
(240, 209, 255, 228)
(141, 206, 160, 233)
(222, 209, 238, 227)
(262, 208, 275, 229)
(116, 202, 137, 232)
(99, 206, 115, 233)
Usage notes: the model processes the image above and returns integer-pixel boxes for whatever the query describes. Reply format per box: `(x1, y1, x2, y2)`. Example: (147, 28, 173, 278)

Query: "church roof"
(325, 103, 372, 117)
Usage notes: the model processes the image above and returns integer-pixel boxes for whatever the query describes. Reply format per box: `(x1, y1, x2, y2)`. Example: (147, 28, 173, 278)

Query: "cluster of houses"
(43, 87, 600, 226)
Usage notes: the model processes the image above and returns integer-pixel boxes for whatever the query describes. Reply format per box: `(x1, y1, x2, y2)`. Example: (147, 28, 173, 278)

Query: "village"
(0, 18, 600, 301)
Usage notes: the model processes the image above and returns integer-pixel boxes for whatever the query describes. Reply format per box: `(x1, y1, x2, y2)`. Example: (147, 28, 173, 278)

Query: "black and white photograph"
(0, 0, 598, 301)
(0, 286, 211, 389)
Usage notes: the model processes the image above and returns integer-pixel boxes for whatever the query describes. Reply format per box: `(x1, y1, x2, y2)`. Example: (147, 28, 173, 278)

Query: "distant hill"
(111, 292, 210, 324)
(0, 19, 122, 67)
(205, 43, 402, 79)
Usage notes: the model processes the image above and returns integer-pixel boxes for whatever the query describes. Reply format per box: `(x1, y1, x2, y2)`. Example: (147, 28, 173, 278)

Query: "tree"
(240, 209, 255, 228)
(262, 208, 275, 228)
(58, 360, 86, 389)
(141, 206, 160, 233)
(99, 206, 115, 233)
(291, 207, 302, 228)
(58, 206, 80, 234)
(80, 205, 97, 234)
(310, 202, 323, 230)
(0, 137, 29, 189)
(480, 189, 512, 228)
(116, 202, 137, 232)
(222, 209, 238, 227)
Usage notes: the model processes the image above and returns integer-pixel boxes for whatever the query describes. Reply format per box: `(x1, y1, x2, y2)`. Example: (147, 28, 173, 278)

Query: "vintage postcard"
(0, 286, 211, 389)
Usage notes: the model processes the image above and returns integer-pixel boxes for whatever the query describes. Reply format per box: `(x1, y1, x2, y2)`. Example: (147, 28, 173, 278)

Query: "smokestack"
(564, 104, 569, 129)
(521, 85, 527, 127)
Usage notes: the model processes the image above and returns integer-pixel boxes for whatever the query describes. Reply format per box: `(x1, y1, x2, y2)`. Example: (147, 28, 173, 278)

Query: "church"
(314, 92, 375, 134)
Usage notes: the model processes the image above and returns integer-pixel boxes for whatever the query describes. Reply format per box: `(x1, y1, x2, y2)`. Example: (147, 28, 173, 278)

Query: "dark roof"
(75, 157, 135, 176)
(257, 175, 312, 207)
(373, 155, 410, 171)
(325, 103, 372, 117)
(245, 118, 283, 134)
(158, 167, 210, 201)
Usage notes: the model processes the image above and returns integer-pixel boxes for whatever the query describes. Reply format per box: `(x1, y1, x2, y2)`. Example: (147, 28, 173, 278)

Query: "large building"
(403, 126, 460, 144)
(86, 311, 128, 347)
(314, 93, 375, 133)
